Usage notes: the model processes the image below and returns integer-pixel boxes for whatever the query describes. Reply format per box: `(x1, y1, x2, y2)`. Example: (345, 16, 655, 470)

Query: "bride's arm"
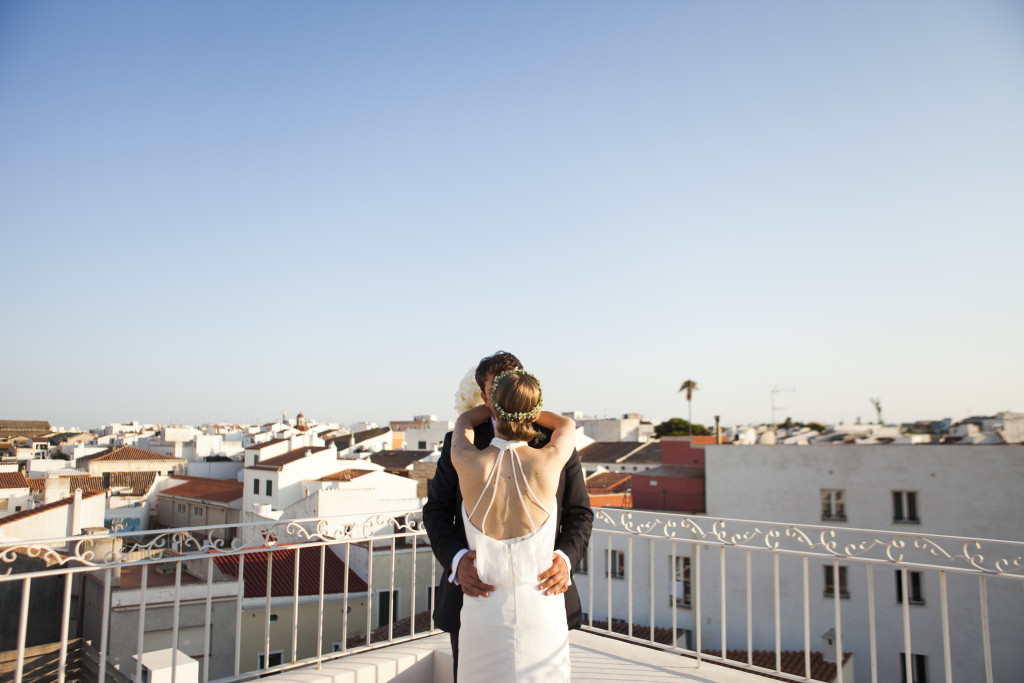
(534, 411, 576, 460)
(452, 404, 491, 458)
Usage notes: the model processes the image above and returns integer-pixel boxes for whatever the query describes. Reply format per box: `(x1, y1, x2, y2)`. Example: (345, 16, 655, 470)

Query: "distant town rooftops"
(250, 446, 330, 471)
(0, 472, 29, 490)
(0, 490, 105, 527)
(246, 437, 288, 450)
(620, 441, 662, 464)
(578, 442, 643, 463)
(0, 420, 52, 432)
(368, 450, 431, 470)
(212, 545, 367, 597)
(78, 446, 183, 463)
(585, 472, 631, 493)
(634, 464, 705, 479)
(321, 469, 375, 482)
(109, 472, 157, 496)
(161, 476, 244, 503)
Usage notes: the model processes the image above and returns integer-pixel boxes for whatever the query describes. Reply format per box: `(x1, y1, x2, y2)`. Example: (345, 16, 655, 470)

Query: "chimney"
(714, 416, 722, 445)
(820, 628, 837, 664)
(68, 489, 82, 537)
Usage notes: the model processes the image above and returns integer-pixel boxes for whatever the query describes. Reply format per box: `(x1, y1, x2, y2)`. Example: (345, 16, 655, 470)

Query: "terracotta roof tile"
(353, 427, 390, 444)
(321, 469, 375, 482)
(585, 472, 631, 492)
(590, 619, 849, 682)
(0, 490, 105, 527)
(633, 465, 704, 479)
(67, 476, 106, 492)
(81, 446, 181, 462)
(0, 421, 51, 431)
(247, 437, 288, 450)
(251, 446, 329, 471)
(161, 477, 244, 503)
(212, 545, 367, 597)
(368, 450, 430, 470)
(621, 441, 663, 464)
(109, 472, 157, 496)
(579, 442, 643, 463)
(25, 477, 46, 493)
(0, 472, 29, 490)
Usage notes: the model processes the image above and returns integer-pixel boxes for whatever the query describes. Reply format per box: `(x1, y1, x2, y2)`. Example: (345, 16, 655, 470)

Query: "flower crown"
(491, 369, 543, 422)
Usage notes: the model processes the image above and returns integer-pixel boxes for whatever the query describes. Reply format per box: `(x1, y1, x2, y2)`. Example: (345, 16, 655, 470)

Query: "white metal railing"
(576, 509, 1024, 683)
(4, 508, 1023, 683)
(0, 512, 440, 683)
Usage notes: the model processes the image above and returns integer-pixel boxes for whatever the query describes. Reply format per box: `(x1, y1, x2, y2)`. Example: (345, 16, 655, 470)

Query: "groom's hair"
(475, 351, 523, 390)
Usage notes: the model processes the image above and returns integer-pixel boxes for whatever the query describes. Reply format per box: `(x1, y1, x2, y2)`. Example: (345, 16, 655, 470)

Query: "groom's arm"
(555, 449, 593, 568)
(423, 431, 464, 572)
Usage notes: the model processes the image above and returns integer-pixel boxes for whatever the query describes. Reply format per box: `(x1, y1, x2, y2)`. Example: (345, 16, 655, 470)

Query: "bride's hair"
(493, 371, 541, 442)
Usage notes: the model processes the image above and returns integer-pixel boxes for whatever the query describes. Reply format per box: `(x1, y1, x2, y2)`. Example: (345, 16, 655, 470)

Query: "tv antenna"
(770, 385, 796, 428)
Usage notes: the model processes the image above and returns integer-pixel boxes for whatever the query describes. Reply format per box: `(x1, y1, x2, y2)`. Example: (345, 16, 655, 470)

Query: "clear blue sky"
(2, 1, 1022, 430)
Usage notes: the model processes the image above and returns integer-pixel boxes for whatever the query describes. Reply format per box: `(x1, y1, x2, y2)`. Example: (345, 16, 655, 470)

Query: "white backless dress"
(458, 437, 571, 683)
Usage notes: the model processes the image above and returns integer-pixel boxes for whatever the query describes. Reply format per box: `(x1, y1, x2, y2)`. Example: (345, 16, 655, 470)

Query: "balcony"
(1, 509, 1021, 682)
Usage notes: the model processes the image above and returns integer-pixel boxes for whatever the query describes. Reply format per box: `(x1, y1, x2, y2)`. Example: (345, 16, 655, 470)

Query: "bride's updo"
(491, 370, 542, 442)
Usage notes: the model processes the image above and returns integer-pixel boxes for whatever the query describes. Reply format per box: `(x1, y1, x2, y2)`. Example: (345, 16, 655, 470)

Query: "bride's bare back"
(451, 408, 576, 541)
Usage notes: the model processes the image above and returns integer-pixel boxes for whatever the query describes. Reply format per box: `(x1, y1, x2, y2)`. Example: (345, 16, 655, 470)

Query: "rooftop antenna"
(870, 397, 883, 425)
(770, 385, 795, 429)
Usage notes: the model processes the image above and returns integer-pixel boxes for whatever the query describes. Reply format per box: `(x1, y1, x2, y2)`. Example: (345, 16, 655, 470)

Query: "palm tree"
(678, 380, 698, 436)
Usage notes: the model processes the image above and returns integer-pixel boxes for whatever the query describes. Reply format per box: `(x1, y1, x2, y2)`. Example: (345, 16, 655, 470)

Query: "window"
(674, 628, 693, 650)
(821, 489, 846, 521)
(895, 570, 924, 605)
(257, 651, 283, 670)
(0, 500, 7, 511)
(418, 441, 427, 449)
(377, 590, 399, 626)
(670, 556, 691, 607)
(899, 653, 928, 683)
(605, 550, 625, 579)
(177, 503, 185, 513)
(192, 506, 203, 518)
(266, 480, 272, 496)
(576, 553, 588, 575)
(253, 478, 259, 495)
(893, 491, 919, 523)
(424, 585, 435, 609)
(823, 565, 849, 598)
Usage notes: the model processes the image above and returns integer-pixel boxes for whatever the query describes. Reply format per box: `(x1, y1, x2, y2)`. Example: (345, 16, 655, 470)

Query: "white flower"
(454, 367, 484, 414)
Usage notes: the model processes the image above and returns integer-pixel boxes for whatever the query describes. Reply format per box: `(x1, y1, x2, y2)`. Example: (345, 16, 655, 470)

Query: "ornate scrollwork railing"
(0, 510, 427, 578)
(592, 509, 1024, 577)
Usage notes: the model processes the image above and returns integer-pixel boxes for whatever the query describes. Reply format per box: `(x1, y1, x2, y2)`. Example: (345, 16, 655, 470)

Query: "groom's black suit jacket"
(423, 420, 594, 633)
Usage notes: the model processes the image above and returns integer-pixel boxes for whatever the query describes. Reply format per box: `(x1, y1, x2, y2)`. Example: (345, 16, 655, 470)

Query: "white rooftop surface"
(269, 631, 773, 683)
(133, 648, 198, 670)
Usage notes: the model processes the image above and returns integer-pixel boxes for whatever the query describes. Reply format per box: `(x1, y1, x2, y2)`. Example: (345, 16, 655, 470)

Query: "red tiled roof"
(212, 545, 367, 597)
(109, 472, 157, 496)
(25, 477, 46, 493)
(703, 648, 852, 682)
(620, 441, 663, 464)
(0, 421, 51, 431)
(632, 465, 704, 479)
(251, 446, 329, 471)
(161, 477, 244, 503)
(0, 490, 105, 527)
(247, 437, 288, 450)
(321, 469, 375, 482)
(82, 446, 181, 462)
(67, 476, 106, 492)
(585, 472, 631, 493)
(591, 619, 849, 682)
(368, 450, 431, 470)
(0, 472, 29, 490)
(353, 427, 390, 444)
(579, 442, 643, 463)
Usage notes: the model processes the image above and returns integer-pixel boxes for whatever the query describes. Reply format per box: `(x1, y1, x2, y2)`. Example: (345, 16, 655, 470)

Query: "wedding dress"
(458, 437, 571, 683)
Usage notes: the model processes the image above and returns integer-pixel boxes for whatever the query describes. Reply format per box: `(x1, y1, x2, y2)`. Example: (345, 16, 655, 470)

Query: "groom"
(423, 351, 593, 679)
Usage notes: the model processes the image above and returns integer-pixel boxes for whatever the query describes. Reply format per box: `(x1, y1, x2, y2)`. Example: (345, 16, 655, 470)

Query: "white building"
(577, 414, 655, 442)
(576, 444, 1024, 683)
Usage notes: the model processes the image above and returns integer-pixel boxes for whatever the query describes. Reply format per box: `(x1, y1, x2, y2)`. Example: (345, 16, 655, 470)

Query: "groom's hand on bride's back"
(457, 551, 495, 597)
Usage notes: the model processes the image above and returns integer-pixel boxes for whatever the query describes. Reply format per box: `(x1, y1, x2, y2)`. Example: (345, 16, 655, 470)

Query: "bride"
(450, 369, 576, 683)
